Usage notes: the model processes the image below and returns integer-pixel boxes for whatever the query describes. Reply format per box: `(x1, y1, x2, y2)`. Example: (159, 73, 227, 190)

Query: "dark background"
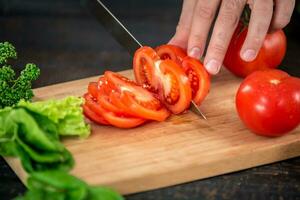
(0, 0, 300, 199)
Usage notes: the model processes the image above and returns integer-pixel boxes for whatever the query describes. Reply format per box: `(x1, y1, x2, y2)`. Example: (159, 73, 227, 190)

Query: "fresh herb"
(14, 170, 124, 200)
(0, 41, 40, 108)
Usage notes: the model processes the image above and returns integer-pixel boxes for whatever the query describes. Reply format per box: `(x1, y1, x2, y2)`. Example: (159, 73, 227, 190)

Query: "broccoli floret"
(0, 42, 40, 108)
(0, 42, 17, 65)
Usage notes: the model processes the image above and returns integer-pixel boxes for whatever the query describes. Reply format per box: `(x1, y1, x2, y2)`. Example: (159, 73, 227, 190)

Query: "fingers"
(187, 0, 220, 59)
(240, 0, 274, 62)
(169, 0, 198, 49)
(271, 0, 295, 31)
(204, 0, 246, 74)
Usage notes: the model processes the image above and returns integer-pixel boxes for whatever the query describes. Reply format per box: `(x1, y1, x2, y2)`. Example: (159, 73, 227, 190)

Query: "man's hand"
(169, 0, 295, 75)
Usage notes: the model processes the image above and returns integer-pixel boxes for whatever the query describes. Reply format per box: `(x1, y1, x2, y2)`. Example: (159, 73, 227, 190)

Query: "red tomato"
(104, 71, 170, 121)
(84, 93, 146, 128)
(88, 82, 99, 99)
(236, 69, 300, 136)
(155, 44, 210, 106)
(182, 57, 210, 105)
(156, 59, 192, 114)
(133, 46, 160, 91)
(82, 94, 109, 125)
(224, 22, 286, 78)
(156, 44, 187, 64)
(134, 46, 192, 114)
(120, 91, 170, 121)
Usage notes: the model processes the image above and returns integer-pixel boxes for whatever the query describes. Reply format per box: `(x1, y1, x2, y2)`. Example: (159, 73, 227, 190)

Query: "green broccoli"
(0, 42, 40, 108)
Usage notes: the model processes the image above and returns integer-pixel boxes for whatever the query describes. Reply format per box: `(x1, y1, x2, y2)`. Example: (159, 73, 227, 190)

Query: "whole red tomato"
(236, 69, 300, 137)
(224, 23, 286, 78)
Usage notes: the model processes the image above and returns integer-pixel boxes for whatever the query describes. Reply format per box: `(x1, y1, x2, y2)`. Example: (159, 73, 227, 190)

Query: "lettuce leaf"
(18, 96, 90, 138)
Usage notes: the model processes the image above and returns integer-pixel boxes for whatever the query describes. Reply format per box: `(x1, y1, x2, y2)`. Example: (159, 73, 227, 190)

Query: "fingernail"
(188, 47, 202, 59)
(205, 59, 221, 75)
(241, 49, 257, 62)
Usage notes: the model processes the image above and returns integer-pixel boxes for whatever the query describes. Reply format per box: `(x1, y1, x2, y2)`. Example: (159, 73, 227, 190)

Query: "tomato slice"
(97, 94, 121, 114)
(156, 44, 187, 64)
(156, 45, 210, 106)
(104, 71, 169, 121)
(88, 82, 99, 99)
(120, 91, 170, 121)
(134, 46, 192, 114)
(182, 57, 210, 105)
(84, 93, 146, 128)
(82, 94, 109, 125)
(156, 59, 192, 114)
(98, 76, 112, 95)
(133, 46, 160, 91)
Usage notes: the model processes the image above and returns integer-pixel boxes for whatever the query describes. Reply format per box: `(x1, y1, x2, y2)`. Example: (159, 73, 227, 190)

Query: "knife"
(85, 0, 207, 120)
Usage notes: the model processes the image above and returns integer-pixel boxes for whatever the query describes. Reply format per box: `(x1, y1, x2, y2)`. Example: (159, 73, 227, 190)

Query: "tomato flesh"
(182, 57, 210, 105)
(155, 59, 192, 114)
(82, 103, 109, 125)
(134, 46, 195, 114)
(104, 71, 170, 121)
(156, 44, 187, 64)
(84, 93, 146, 128)
(236, 69, 300, 136)
(133, 46, 160, 91)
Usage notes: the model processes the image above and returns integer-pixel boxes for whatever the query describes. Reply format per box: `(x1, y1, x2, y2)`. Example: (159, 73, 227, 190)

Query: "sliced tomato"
(133, 46, 160, 91)
(155, 59, 192, 114)
(156, 44, 187, 64)
(120, 91, 170, 121)
(82, 94, 109, 125)
(182, 57, 210, 105)
(104, 71, 169, 121)
(88, 82, 99, 99)
(97, 94, 121, 114)
(134, 46, 192, 114)
(97, 76, 111, 95)
(84, 93, 145, 128)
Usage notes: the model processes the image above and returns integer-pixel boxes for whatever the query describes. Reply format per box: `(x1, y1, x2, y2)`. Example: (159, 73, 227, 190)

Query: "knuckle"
(218, 12, 239, 27)
(175, 24, 190, 36)
(190, 33, 204, 42)
(210, 43, 226, 55)
(258, 21, 270, 33)
(256, 0, 273, 13)
(246, 36, 263, 49)
(224, 0, 244, 10)
(195, 5, 215, 20)
(272, 18, 289, 30)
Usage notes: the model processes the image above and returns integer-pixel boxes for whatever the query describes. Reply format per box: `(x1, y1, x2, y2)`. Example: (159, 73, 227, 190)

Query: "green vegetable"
(18, 96, 90, 138)
(14, 170, 124, 200)
(0, 41, 40, 108)
(0, 107, 74, 172)
(0, 41, 16, 65)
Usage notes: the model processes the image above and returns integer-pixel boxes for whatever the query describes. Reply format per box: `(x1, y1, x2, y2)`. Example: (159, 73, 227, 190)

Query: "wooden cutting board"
(4, 69, 300, 195)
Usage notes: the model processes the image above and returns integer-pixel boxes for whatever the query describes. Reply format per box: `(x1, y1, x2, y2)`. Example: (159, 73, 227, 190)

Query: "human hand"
(169, 0, 295, 75)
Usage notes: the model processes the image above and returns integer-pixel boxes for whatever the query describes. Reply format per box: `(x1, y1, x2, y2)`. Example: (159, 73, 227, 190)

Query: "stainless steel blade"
(86, 0, 142, 55)
(85, 0, 207, 119)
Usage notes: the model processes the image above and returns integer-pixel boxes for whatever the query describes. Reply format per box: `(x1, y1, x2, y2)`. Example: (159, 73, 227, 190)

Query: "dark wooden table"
(1, 1, 300, 199)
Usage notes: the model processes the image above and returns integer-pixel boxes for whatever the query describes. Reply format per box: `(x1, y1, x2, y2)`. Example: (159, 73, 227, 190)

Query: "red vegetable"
(104, 71, 170, 121)
(83, 44, 211, 128)
(236, 69, 300, 136)
(224, 22, 286, 78)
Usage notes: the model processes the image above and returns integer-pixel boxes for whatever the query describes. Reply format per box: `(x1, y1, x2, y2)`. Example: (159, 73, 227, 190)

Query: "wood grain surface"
(4, 69, 300, 195)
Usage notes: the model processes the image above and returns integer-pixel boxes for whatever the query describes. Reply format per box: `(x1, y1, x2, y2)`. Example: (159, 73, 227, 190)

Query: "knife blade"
(85, 0, 207, 120)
